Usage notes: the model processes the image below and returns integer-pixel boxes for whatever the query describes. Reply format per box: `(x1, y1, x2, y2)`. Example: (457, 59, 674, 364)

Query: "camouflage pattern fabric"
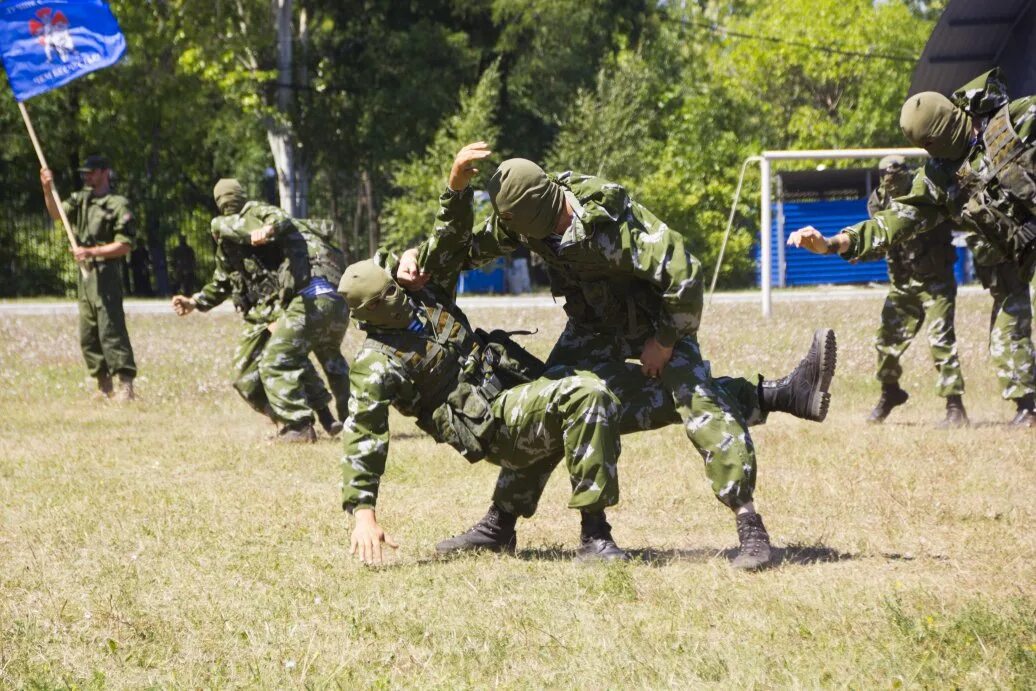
(193, 201, 350, 424)
(63, 188, 137, 378)
(868, 174, 964, 397)
(841, 69, 1036, 278)
(979, 262, 1035, 400)
(419, 182, 763, 513)
(874, 275, 965, 397)
(231, 316, 341, 418)
(339, 247, 621, 516)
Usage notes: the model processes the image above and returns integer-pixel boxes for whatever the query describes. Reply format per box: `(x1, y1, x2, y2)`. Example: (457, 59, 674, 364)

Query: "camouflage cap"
(899, 92, 972, 160)
(213, 178, 247, 216)
(337, 259, 414, 329)
(77, 154, 110, 172)
(877, 155, 906, 172)
(487, 159, 565, 239)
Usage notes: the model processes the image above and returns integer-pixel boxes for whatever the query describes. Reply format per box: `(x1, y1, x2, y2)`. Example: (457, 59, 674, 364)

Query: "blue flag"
(0, 0, 125, 102)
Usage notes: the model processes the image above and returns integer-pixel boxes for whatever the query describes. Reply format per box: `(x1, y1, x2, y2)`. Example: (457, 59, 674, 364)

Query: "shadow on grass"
(513, 543, 923, 568)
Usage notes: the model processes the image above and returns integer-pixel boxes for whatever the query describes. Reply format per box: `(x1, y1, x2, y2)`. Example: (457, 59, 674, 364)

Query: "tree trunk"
(268, 0, 306, 216)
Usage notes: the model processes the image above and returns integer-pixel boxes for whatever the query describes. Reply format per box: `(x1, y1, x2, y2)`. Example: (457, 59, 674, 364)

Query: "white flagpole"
(17, 101, 88, 275)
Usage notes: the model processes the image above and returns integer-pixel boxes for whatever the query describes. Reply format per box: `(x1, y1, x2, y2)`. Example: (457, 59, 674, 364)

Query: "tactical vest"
(522, 174, 660, 337)
(296, 218, 347, 285)
(954, 104, 1036, 273)
(219, 241, 287, 316)
(875, 187, 956, 281)
(362, 288, 544, 462)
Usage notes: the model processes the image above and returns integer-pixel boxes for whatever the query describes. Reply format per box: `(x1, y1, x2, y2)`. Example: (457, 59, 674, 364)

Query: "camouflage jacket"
(193, 202, 345, 322)
(62, 188, 135, 248)
(867, 180, 955, 282)
(418, 175, 703, 347)
(341, 195, 544, 513)
(843, 69, 1036, 277)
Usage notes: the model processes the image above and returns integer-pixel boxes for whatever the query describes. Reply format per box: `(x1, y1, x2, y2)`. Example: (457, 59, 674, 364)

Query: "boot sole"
(807, 329, 837, 422)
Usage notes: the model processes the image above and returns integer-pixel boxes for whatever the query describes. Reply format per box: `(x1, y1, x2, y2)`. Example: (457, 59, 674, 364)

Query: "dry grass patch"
(1, 292, 1033, 687)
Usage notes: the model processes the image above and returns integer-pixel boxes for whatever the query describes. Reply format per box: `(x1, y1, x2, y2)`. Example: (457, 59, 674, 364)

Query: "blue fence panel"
(457, 259, 506, 294)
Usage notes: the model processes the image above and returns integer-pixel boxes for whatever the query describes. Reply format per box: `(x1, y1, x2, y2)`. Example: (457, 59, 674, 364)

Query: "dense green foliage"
(0, 0, 935, 295)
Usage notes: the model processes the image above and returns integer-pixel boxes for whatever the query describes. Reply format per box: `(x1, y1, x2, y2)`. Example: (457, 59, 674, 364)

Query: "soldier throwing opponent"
(398, 143, 839, 570)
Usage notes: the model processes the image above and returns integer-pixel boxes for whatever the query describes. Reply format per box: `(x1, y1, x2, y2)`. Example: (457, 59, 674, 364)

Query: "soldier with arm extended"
(403, 144, 839, 571)
(339, 244, 627, 563)
(865, 155, 967, 427)
(789, 69, 1035, 426)
(171, 179, 350, 440)
(40, 154, 137, 401)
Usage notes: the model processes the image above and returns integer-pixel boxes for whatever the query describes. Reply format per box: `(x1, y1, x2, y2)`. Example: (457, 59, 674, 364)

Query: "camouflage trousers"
(77, 260, 136, 379)
(874, 273, 964, 397)
(491, 324, 763, 517)
(485, 369, 622, 513)
(232, 294, 351, 425)
(985, 264, 1035, 400)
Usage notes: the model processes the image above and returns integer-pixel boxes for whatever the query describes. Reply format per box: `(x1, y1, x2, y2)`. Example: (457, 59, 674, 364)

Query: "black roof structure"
(910, 0, 1035, 96)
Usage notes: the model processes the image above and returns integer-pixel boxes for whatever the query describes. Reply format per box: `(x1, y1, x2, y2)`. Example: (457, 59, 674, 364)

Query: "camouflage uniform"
(869, 177, 965, 397)
(64, 188, 137, 380)
(340, 245, 622, 516)
(193, 202, 351, 425)
(972, 255, 1035, 400)
(842, 69, 1036, 284)
(419, 181, 766, 517)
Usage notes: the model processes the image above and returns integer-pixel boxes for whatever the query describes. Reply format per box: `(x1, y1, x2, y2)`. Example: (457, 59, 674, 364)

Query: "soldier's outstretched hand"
(351, 509, 398, 565)
(397, 247, 431, 290)
(449, 141, 493, 192)
(171, 295, 196, 316)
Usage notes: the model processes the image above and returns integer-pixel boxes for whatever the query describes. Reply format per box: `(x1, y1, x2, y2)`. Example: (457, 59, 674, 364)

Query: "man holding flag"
(1, 0, 131, 397)
(41, 155, 137, 401)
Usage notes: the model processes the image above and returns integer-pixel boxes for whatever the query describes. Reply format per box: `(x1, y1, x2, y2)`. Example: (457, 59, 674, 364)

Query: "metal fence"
(0, 206, 218, 298)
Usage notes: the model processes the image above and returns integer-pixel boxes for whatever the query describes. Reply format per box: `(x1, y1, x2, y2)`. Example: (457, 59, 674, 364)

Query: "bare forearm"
(87, 242, 131, 259)
(42, 189, 61, 221)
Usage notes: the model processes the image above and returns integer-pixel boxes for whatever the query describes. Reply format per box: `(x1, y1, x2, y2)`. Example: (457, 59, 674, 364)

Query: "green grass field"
(1, 292, 1033, 688)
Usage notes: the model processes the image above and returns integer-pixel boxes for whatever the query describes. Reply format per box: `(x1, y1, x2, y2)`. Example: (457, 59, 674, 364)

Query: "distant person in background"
(40, 154, 138, 402)
(129, 243, 153, 296)
(170, 234, 198, 295)
(866, 155, 967, 427)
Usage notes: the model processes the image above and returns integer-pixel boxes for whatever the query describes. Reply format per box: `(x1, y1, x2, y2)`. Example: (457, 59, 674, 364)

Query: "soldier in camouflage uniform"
(866, 155, 968, 427)
(789, 68, 1036, 427)
(40, 155, 137, 401)
(339, 251, 630, 563)
(172, 179, 351, 441)
(398, 144, 839, 570)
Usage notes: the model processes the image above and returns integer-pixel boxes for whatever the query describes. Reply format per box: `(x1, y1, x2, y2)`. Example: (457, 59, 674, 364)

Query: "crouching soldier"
(339, 254, 629, 563)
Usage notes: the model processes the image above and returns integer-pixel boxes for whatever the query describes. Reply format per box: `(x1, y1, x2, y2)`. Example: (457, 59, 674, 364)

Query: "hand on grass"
(351, 509, 398, 565)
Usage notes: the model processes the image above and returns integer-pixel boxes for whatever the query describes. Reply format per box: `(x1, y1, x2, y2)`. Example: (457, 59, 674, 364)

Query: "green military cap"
(487, 158, 566, 239)
(213, 178, 247, 216)
(338, 259, 414, 329)
(78, 154, 110, 172)
(877, 155, 906, 172)
(900, 92, 972, 160)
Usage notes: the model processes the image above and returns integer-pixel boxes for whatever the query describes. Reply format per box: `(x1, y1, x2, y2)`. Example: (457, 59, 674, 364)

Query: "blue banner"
(0, 0, 125, 102)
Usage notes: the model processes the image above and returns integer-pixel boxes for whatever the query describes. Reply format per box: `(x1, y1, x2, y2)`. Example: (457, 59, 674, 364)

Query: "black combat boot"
(276, 421, 318, 443)
(316, 406, 343, 437)
(867, 383, 909, 424)
(732, 511, 771, 571)
(760, 329, 837, 422)
(435, 505, 518, 555)
(1009, 394, 1036, 428)
(575, 511, 629, 562)
(936, 395, 969, 429)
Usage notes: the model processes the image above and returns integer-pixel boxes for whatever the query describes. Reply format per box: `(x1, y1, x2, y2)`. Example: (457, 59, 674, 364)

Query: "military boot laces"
(1009, 395, 1036, 428)
(112, 373, 136, 403)
(732, 512, 771, 571)
(867, 385, 909, 424)
(936, 395, 969, 429)
(276, 422, 318, 443)
(435, 505, 518, 555)
(576, 511, 629, 562)
(316, 407, 344, 438)
(761, 329, 837, 422)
